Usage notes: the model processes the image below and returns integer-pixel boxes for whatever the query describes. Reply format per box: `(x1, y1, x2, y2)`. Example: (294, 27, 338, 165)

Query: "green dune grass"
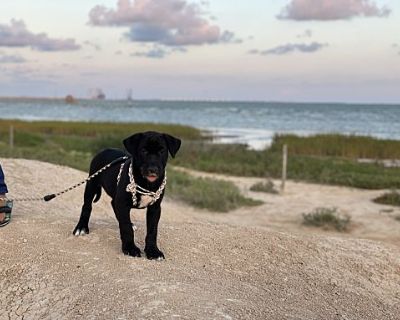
(373, 190, 400, 207)
(1, 120, 400, 191)
(174, 142, 400, 190)
(270, 134, 400, 159)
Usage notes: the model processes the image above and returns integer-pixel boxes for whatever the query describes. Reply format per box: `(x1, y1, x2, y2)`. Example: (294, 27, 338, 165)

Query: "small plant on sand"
(250, 180, 279, 194)
(302, 207, 351, 232)
(167, 169, 263, 212)
(373, 190, 400, 207)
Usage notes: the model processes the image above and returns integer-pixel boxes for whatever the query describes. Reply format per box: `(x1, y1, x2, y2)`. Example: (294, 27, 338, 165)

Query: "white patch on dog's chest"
(139, 195, 154, 208)
(126, 163, 167, 208)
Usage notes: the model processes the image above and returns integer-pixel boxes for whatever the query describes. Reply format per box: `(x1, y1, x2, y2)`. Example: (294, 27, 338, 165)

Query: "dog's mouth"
(145, 174, 158, 183)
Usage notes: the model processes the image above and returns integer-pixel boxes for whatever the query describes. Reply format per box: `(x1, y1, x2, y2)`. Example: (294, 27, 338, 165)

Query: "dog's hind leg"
(73, 179, 101, 236)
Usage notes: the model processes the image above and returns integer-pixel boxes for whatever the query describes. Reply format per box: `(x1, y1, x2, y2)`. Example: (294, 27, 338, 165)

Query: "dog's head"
(123, 131, 181, 183)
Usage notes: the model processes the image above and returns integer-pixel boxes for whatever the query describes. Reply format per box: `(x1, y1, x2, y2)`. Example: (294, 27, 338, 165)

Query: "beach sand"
(173, 167, 400, 245)
(0, 158, 399, 319)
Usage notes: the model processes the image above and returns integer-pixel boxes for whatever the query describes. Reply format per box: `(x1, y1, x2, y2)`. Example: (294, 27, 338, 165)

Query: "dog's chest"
(137, 194, 154, 208)
(118, 161, 166, 209)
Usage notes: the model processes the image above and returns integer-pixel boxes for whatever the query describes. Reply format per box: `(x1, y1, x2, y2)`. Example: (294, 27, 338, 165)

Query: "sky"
(0, 0, 399, 103)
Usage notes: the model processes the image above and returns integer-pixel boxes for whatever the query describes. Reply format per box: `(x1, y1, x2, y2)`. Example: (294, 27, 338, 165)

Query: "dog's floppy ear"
(163, 134, 181, 158)
(123, 133, 143, 155)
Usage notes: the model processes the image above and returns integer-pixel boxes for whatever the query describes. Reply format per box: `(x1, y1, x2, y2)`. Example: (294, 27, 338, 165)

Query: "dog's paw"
(144, 247, 165, 260)
(122, 244, 142, 258)
(73, 224, 89, 236)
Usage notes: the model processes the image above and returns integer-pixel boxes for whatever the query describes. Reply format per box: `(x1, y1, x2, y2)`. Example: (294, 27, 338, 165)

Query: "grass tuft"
(167, 169, 263, 212)
(302, 207, 351, 232)
(373, 190, 400, 207)
(250, 180, 279, 194)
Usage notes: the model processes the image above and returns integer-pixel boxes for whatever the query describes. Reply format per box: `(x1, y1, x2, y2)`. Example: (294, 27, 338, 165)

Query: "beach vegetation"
(0, 119, 203, 141)
(270, 134, 400, 160)
(373, 190, 400, 207)
(250, 180, 279, 194)
(0, 120, 203, 171)
(167, 169, 263, 212)
(174, 141, 400, 190)
(1, 120, 400, 191)
(302, 207, 351, 232)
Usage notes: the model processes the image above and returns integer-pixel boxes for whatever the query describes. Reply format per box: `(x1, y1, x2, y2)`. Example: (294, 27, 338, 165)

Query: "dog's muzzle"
(143, 166, 160, 183)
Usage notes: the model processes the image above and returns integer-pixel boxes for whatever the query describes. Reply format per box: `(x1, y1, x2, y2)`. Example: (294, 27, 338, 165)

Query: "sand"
(0, 158, 399, 320)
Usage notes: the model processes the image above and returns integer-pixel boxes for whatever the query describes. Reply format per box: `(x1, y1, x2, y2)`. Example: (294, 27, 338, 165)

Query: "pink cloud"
(249, 42, 328, 56)
(278, 0, 391, 21)
(0, 19, 80, 51)
(88, 0, 236, 46)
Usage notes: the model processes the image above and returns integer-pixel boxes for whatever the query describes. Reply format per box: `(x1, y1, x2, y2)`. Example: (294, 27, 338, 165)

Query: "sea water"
(1, 98, 399, 150)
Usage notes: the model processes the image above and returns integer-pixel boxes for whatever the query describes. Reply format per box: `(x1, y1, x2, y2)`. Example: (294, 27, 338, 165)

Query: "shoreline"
(1, 95, 400, 106)
(2, 99, 400, 150)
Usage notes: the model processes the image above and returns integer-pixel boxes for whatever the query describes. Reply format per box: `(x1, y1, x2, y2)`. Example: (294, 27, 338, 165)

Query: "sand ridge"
(0, 158, 399, 320)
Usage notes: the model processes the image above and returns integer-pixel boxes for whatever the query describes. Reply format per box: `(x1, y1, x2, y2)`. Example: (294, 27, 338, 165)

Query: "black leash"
(9, 156, 129, 203)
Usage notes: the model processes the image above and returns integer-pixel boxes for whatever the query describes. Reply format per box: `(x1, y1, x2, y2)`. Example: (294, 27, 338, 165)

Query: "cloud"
(0, 53, 26, 63)
(278, 0, 390, 21)
(88, 0, 238, 46)
(297, 29, 312, 38)
(131, 45, 186, 59)
(0, 19, 80, 51)
(83, 41, 101, 51)
(249, 42, 328, 55)
(131, 47, 168, 59)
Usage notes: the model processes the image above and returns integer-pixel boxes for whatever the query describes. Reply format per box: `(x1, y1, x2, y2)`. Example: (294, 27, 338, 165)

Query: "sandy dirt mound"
(174, 166, 400, 244)
(0, 159, 399, 320)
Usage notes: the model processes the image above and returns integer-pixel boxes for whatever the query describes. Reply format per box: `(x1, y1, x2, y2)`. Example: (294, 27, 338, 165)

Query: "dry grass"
(302, 207, 351, 232)
(373, 190, 400, 207)
(250, 180, 279, 194)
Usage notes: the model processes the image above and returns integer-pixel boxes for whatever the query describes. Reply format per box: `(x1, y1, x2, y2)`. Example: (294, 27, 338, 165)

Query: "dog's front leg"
(144, 204, 165, 260)
(113, 199, 141, 257)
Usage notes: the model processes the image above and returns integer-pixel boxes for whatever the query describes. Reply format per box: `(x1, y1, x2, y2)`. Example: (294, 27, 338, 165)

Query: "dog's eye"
(141, 148, 148, 155)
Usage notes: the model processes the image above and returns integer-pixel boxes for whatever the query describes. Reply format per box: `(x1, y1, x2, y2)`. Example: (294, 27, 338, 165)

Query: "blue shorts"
(0, 164, 8, 194)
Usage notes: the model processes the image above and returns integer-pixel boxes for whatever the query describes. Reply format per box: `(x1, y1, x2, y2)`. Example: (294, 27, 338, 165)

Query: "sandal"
(0, 197, 12, 227)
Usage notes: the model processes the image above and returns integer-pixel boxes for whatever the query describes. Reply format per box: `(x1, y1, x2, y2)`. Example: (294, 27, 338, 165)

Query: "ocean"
(1, 98, 400, 149)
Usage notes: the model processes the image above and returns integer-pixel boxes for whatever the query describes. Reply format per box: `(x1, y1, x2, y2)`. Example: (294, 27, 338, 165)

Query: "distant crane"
(89, 88, 106, 100)
(127, 89, 133, 101)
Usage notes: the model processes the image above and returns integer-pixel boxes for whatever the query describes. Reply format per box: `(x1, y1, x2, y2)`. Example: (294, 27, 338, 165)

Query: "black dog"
(73, 131, 181, 260)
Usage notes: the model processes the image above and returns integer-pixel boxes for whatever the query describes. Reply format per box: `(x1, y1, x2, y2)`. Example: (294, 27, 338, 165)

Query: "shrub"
(302, 207, 351, 232)
(167, 169, 263, 212)
(250, 180, 279, 194)
(373, 190, 400, 207)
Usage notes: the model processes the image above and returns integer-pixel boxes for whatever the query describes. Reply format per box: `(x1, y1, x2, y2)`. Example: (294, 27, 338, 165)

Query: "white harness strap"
(118, 161, 167, 208)
(117, 163, 124, 185)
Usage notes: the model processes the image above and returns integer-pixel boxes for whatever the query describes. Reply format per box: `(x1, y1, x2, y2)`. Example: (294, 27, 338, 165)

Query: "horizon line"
(0, 95, 399, 106)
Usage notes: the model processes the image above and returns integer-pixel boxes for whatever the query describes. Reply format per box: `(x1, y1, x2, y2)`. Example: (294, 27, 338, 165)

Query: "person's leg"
(0, 197, 6, 223)
(0, 164, 8, 194)
(0, 164, 9, 224)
